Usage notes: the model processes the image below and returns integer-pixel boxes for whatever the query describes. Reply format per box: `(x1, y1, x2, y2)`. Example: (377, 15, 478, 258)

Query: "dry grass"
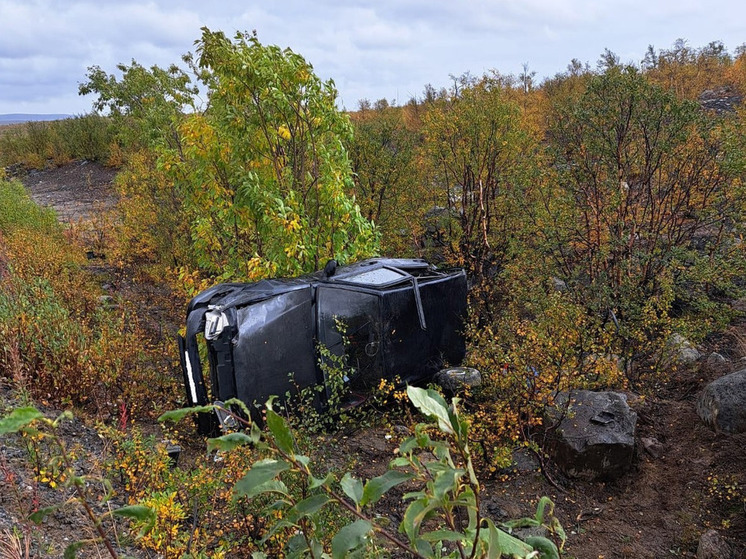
(0, 529, 28, 559)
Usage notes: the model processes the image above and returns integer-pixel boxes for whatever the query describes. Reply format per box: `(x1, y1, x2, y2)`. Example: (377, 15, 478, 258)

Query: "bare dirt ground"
(21, 160, 118, 224)
(3, 160, 745, 558)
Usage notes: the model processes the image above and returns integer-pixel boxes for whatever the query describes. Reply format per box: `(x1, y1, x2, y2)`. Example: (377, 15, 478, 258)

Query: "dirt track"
(21, 159, 118, 223)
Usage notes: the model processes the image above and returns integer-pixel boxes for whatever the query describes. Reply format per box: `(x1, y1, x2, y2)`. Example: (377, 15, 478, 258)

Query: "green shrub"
(57, 114, 115, 162)
(159, 389, 566, 558)
(0, 115, 115, 168)
(542, 67, 746, 371)
(0, 179, 59, 233)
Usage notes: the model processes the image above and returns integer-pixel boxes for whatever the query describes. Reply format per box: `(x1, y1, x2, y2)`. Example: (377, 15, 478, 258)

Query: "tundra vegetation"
(1, 30, 745, 557)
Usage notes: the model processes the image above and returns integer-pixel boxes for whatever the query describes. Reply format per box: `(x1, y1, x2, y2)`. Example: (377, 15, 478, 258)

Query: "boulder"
(546, 390, 637, 481)
(705, 352, 728, 368)
(697, 369, 746, 434)
(665, 333, 701, 365)
(697, 529, 731, 559)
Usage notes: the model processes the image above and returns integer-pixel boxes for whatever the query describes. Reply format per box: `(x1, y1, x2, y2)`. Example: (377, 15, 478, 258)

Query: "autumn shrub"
(0, 262, 174, 418)
(0, 178, 177, 417)
(102, 423, 305, 557)
(643, 39, 735, 100)
(349, 103, 421, 255)
(104, 428, 208, 557)
(56, 114, 114, 162)
(79, 59, 198, 154)
(536, 67, 746, 379)
(0, 121, 51, 168)
(0, 180, 58, 233)
(419, 74, 538, 282)
(148, 389, 565, 558)
(0, 406, 161, 559)
(101, 363, 416, 558)
(109, 150, 192, 273)
(706, 472, 746, 527)
(15, 121, 54, 168)
(0, 125, 26, 167)
(461, 272, 627, 470)
(452, 68, 746, 468)
(173, 29, 378, 281)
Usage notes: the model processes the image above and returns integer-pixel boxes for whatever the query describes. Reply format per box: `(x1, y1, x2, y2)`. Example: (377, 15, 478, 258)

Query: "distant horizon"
(0, 113, 73, 125)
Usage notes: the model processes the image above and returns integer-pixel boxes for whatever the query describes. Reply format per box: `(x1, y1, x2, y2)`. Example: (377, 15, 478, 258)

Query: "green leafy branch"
(160, 388, 565, 558)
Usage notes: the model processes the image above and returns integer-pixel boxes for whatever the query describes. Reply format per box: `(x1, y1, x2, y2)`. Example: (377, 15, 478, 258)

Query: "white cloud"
(1, 0, 746, 114)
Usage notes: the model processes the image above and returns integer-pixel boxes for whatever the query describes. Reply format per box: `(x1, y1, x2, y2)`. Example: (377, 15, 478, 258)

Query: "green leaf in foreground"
(244, 479, 289, 501)
(406, 386, 454, 434)
(234, 459, 291, 499)
(495, 527, 534, 556)
(420, 529, 466, 542)
(266, 408, 295, 455)
(340, 472, 364, 506)
(287, 493, 330, 522)
(309, 472, 334, 489)
(112, 504, 155, 522)
(0, 407, 44, 434)
(223, 397, 252, 417)
(486, 519, 501, 559)
(535, 495, 553, 523)
(331, 519, 372, 559)
(158, 405, 215, 423)
(524, 536, 560, 558)
(207, 432, 255, 453)
(113, 504, 156, 536)
(361, 470, 414, 506)
(401, 499, 429, 541)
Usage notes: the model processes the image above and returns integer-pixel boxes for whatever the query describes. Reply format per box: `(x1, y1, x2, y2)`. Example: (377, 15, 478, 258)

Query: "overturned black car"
(179, 258, 467, 432)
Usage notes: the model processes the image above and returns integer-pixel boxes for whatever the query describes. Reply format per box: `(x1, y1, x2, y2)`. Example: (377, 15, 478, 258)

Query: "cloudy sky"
(0, 0, 744, 115)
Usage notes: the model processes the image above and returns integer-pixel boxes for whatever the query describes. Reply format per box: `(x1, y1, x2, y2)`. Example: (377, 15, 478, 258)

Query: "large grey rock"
(697, 529, 731, 559)
(697, 369, 746, 434)
(705, 352, 728, 369)
(665, 333, 702, 365)
(546, 390, 637, 481)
